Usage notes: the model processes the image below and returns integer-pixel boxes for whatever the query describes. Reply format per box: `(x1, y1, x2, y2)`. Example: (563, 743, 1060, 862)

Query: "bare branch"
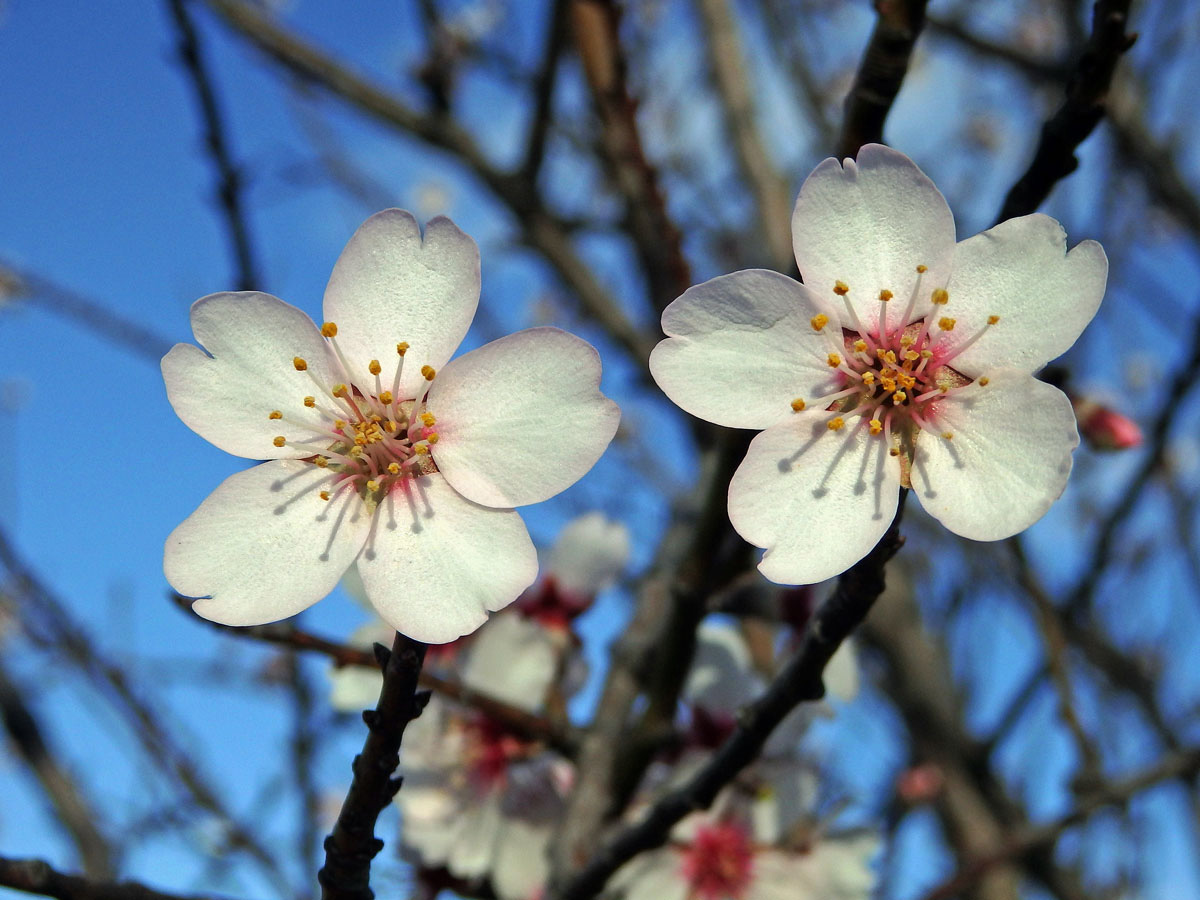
(0, 857, 239, 900)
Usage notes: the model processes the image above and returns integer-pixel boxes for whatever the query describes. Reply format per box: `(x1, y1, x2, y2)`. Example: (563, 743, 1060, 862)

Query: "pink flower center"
(791, 269, 1000, 474)
(267, 323, 441, 507)
(679, 822, 754, 900)
(463, 715, 528, 789)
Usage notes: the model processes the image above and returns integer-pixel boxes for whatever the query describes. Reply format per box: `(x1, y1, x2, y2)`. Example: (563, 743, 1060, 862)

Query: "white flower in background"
(650, 145, 1106, 584)
(544, 511, 631, 598)
(163, 210, 620, 643)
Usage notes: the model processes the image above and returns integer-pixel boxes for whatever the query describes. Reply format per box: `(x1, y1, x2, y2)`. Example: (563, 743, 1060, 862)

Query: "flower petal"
(429, 328, 620, 508)
(162, 292, 338, 459)
(357, 474, 538, 643)
(649, 270, 841, 429)
(912, 371, 1078, 540)
(462, 613, 559, 714)
(728, 413, 901, 585)
(166, 460, 370, 625)
(791, 144, 955, 333)
(943, 213, 1107, 376)
(322, 210, 479, 402)
(546, 512, 631, 596)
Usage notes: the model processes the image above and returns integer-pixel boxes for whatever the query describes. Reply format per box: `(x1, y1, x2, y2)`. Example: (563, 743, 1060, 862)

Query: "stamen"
(273, 436, 286, 447)
(979, 377, 990, 386)
(293, 357, 307, 371)
(321, 322, 338, 337)
(319, 491, 331, 501)
(368, 359, 382, 375)
(268, 410, 282, 420)
(878, 289, 892, 344)
(304, 396, 316, 408)
(811, 314, 829, 332)
(791, 398, 806, 412)
(827, 417, 845, 432)
(938, 317, 956, 331)
(827, 352, 842, 368)
(831, 281, 875, 353)
(869, 418, 883, 436)
(937, 315, 1000, 365)
(420, 412, 436, 427)
(899, 267, 927, 333)
(421, 365, 436, 381)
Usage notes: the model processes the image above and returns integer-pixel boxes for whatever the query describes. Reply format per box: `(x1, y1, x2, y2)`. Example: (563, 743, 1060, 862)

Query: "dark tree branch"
(318, 633, 427, 900)
(0, 857, 239, 900)
(549, 493, 909, 900)
(521, 0, 571, 181)
(837, 0, 929, 158)
(166, 0, 261, 291)
(997, 0, 1135, 222)
(0, 661, 115, 878)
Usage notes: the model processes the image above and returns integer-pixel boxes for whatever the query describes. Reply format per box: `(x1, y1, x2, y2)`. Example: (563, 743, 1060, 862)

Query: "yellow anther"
(420, 412, 436, 427)
(811, 313, 829, 332)
(319, 491, 331, 501)
(349, 445, 364, 458)
(369, 359, 382, 375)
(920, 349, 933, 359)
(827, 417, 845, 432)
(321, 322, 338, 337)
(853, 339, 868, 353)
(332, 383, 348, 397)
(938, 317, 956, 331)
(879, 289, 893, 301)
(415, 444, 429, 455)
(384, 420, 397, 433)
(397, 342, 410, 356)
(268, 410, 282, 420)
(890, 447, 901, 456)
(273, 436, 286, 447)
(387, 462, 401, 475)
(942, 431, 954, 440)
(869, 419, 883, 436)
(428, 432, 440, 444)
(333, 419, 346, 429)
(421, 365, 436, 381)
(304, 396, 316, 408)
(898, 373, 916, 389)
(900, 335, 914, 348)
(931, 288, 949, 305)
(987, 315, 1000, 325)
(833, 281, 850, 296)
(366, 480, 380, 492)
(379, 391, 394, 405)
(862, 372, 876, 385)
(893, 391, 908, 404)
(904, 350, 919, 361)
(293, 357, 308, 371)
(884, 350, 897, 364)
(916, 264, 928, 274)
(880, 376, 897, 392)
(314, 456, 328, 468)
(827, 352, 842, 368)
(791, 398, 806, 412)
(979, 376, 990, 386)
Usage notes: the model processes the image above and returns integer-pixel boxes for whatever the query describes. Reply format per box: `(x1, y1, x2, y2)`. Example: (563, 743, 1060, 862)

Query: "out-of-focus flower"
(1073, 397, 1142, 451)
(519, 512, 631, 629)
(650, 145, 1106, 584)
(164, 210, 619, 643)
(895, 763, 945, 805)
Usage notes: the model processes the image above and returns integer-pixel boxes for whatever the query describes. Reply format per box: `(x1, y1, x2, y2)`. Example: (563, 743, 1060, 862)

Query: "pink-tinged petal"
(461, 613, 559, 713)
(912, 371, 1079, 540)
(649, 270, 841, 429)
(429, 328, 620, 508)
(791, 144, 955, 333)
(322, 210, 479, 401)
(166, 460, 370, 625)
(162, 292, 338, 459)
(943, 214, 1107, 376)
(728, 413, 901, 585)
(357, 474, 538, 643)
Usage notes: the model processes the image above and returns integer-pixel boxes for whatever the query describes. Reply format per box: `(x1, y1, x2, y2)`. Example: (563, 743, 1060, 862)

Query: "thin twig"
(0, 857, 239, 900)
(318, 633, 427, 900)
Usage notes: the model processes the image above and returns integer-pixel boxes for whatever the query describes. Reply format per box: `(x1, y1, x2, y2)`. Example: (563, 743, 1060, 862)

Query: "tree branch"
(0, 857, 238, 900)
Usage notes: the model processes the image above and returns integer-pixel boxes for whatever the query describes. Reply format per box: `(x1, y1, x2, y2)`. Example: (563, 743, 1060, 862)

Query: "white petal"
(328, 666, 384, 713)
(943, 214, 1107, 376)
(546, 512, 631, 596)
(357, 474, 538, 643)
(912, 371, 1079, 541)
(728, 413, 901, 585)
(791, 144, 955, 334)
(462, 613, 559, 714)
(649, 271, 841, 429)
(491, 819, 553, 900)
(322, 210, 479, 402)
(823, 639, 860, 702)
(447, 793, 504, 879)
(166, 460, 370, 625)
(162, 292, 338, 459)
(686, 622, 764, 713)
(429, 328, 620, 508)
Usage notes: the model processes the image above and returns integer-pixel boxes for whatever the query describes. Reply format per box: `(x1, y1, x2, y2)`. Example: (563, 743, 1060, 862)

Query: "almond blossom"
(163, 210, 620, 643)
(650, 144, 1107, 584)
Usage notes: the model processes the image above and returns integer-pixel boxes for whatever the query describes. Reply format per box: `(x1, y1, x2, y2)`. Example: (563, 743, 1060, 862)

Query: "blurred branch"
(0, 262, 172, 364)
(571, 0, 692, 311)
(166, 0, 261, 291)
(694, 0, 793, 269)
(199, 0, 653, 364)
(918, 745, 1200, 900)
(317, 633, 427, 900)
(998, 0, 1135, 222)
(0, 531, 287, 887)
(550, 493, 909, 900)
(521, 0, 571, 181)
(0, 857, 237, 900)
(837, 0, 929, 158)
(0, 660, 115, 878)
(168, 595, 577, 755)
(282, 643, 320, 887)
